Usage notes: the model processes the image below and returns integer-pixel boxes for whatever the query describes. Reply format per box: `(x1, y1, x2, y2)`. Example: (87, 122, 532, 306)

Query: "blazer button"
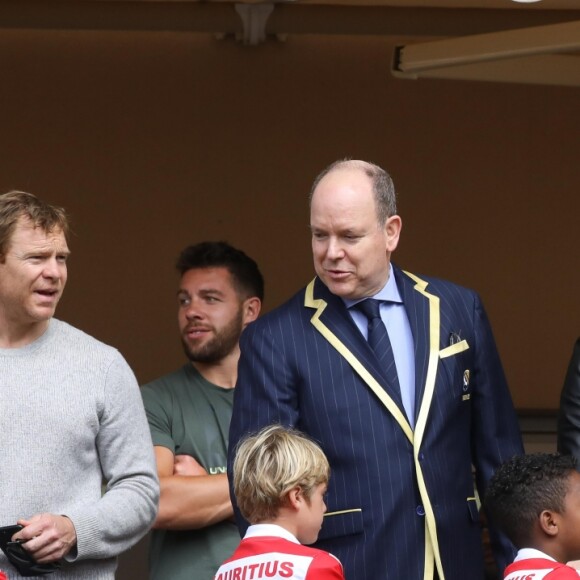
(416, 505, 425, 516)
(418, 452, 425, 461)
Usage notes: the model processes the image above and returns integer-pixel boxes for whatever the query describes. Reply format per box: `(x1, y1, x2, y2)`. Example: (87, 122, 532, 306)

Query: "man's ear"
(242, 297, 261, 327)
(539, 510, 560, 537)
(384, 215, 402, 253)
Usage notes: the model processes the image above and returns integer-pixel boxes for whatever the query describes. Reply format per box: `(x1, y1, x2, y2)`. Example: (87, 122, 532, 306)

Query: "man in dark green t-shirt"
(141, 241, 264, 580)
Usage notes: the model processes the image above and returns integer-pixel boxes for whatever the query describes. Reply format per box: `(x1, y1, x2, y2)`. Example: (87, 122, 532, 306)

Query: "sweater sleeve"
(64, 353, 160, 560)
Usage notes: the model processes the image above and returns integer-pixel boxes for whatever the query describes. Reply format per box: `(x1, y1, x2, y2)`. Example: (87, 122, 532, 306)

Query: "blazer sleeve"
(469, 294, 524, 573)
(228, 316, 300, 532)
(557, 338, 580, 459)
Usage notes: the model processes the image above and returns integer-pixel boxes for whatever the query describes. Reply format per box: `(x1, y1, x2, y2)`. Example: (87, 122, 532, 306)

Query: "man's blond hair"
(233, 424, 330, 523)
(0, 190, 69, 260)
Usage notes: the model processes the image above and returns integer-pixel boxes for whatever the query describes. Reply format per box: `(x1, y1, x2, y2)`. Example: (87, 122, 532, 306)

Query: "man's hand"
(174, 454, 208, 477)
(14, 514, 77, 563)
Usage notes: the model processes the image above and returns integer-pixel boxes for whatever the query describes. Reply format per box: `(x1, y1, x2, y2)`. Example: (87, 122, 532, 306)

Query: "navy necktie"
(354, 298, 401, 395)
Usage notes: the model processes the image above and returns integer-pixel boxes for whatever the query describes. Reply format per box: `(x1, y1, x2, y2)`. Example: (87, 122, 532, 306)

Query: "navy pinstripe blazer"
(229, 265, 523, 580)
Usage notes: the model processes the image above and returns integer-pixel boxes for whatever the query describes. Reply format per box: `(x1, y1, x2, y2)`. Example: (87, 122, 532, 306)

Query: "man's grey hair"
(309, 159, 397, 225)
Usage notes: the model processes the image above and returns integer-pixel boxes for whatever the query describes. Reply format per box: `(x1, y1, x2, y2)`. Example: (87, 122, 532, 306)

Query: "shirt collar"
(243, 524, 300, 544)
(514, 548, 557, 562)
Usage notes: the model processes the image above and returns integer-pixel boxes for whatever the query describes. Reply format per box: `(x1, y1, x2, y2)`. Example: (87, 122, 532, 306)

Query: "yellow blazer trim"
(304, 279, 413, 444)
(324, 508, 363, 518)
(403, 271, 445, 580)
(423, 522, 434, 580)
(439, 339, 469, 359)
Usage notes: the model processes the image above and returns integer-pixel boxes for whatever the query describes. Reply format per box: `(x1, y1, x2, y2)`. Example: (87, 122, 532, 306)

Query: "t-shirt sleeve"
(141, 382, 176, 452)
(306, 552, 345, 580)
(547, 565, 580, 578)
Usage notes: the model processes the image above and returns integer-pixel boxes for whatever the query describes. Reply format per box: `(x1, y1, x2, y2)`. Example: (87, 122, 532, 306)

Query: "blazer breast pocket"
(439, 339, 472, 402)
(439, 339, 469, 359)
(317, 508, 364, 541)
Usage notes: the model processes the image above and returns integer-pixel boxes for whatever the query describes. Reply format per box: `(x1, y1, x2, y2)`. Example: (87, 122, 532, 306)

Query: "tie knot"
(354, 298, 382, 321)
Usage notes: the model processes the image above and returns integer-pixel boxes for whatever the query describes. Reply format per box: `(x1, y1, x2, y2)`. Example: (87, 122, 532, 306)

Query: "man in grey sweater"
(0, 191, 159, 579)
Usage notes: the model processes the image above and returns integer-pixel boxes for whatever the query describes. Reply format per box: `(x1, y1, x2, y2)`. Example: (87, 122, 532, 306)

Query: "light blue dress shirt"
(344, 265, 416, 427)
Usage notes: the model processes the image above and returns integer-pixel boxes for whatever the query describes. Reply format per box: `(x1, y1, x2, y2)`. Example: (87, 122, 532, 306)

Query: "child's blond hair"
(233, 424, 330, 523)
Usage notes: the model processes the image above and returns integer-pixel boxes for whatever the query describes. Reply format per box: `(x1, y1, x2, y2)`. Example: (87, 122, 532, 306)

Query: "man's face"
(310, 167, 401, 300)
(0, 217, 69, 335)
(177, 267, 247, 365)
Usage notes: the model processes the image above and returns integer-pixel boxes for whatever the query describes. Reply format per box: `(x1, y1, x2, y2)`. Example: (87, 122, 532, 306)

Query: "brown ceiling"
(62, 0, 580, 7)
(0, 0, 578, 33)
(1, 0, 579, 85)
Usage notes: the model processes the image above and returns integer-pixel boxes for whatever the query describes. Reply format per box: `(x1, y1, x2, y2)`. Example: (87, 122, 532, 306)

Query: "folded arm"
(154, 446, 233, 530)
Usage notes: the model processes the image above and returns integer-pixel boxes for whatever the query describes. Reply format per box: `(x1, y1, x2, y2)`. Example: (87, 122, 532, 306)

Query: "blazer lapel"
(304, 277, 413, 443)
(395, 267, 431, 423)
(396, 267, 446, 579)
(395, 267, 441, 444)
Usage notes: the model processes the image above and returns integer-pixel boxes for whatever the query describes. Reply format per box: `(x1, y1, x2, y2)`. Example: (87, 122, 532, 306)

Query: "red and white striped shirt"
(504, 549, 580, 579)
(215, 524, 344, 580)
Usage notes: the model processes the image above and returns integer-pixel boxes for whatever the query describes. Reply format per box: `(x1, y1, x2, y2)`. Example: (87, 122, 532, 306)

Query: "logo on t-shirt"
(216, 552, 315, 580)
(216, 559, 293, 579)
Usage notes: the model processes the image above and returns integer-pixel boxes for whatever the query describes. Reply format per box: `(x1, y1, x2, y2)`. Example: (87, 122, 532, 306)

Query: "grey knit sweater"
(0, 319, 159, 579)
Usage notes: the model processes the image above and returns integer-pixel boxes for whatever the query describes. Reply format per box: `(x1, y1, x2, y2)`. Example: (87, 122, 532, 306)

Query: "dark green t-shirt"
(141, 364, 239, 580)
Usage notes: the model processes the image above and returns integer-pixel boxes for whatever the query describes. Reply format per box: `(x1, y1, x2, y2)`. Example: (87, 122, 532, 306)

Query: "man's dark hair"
(484, 453, 577, 548)
(176, 241, 264, 301)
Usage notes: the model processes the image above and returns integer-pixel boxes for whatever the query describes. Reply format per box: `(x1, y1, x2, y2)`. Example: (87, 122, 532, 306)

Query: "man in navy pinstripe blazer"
(229, 159, 523, 580)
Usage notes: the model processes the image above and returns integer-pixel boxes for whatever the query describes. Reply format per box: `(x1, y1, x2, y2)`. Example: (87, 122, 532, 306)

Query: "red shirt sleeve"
(546, 564, 580, 578)
(306, 552, 345, 580)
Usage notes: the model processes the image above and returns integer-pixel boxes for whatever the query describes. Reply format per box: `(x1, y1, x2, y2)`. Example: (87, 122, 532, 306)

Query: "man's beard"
(181, 307, 244, 364)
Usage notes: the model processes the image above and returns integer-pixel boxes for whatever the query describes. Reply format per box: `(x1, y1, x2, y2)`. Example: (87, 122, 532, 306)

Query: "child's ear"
(539, 510, 560, 537)
(287, 487, 303, 511)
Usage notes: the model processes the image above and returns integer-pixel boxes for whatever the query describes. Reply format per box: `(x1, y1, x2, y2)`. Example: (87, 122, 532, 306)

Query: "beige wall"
(1, 27, 578, 412)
